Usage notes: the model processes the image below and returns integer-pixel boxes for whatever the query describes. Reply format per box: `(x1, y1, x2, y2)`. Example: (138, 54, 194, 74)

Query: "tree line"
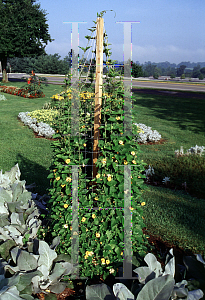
(5, 56, 205, 79)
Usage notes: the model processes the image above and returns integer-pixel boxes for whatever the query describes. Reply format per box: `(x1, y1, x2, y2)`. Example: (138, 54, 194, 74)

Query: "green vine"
(43, 12, 149, 281)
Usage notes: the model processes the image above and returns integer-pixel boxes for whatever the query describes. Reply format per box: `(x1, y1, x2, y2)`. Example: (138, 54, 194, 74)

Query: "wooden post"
(93, 17, 104, 180)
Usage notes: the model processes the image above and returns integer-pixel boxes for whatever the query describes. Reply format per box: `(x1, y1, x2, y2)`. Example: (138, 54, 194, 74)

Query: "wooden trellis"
(92, 17, 104, 180)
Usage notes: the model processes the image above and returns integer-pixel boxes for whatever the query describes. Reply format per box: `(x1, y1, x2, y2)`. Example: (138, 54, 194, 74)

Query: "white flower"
(134, 123, 161, 143)
(145, 165, 155, 178)
(162, 177, 170, 184)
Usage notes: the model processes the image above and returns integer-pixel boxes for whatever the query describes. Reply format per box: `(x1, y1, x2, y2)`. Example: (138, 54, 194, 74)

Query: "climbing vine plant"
(43, 11, 149, 280)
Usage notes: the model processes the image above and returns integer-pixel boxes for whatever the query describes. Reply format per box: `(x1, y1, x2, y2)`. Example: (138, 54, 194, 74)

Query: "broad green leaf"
(49, 282, 67, 295)
(38, 241, 57, 270)
(113, 283, 135, 300)
(144, 253, 163, 277)
(16, 271, 43, 292)
(133, 266, 154, 284)
(86, 283, 115, 300)
(11, 213, 22, 225)
(0, 188, 11, 203)
(20, 295, 34, 300)
(136, 275, 175, 300)
(17, 251, 38, 271)
(0, 240, 16, 260)
(0, 286, 23, 300)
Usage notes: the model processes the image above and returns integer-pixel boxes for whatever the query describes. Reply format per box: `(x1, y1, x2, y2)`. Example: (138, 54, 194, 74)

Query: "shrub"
(198, 73, 204, 80)
(45, 68, 149, 280)
(181, 74, 186, 79)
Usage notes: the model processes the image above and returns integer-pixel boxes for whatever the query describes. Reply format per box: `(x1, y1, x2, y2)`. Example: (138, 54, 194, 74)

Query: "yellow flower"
(65, 159, 70, 164)
(102, 158, 106, 165)
(94, 197, 98, 200)
(81, 217, 86, 222)
(132, 160, 136, 164)
(81, 125, 85, 128)
(107, 174, 112, 181)
(92, 214, 96, 219)
(66, 177, 72, 182)
(131, 151, 135, 156)
(56, 177, 60, 181)
(96, 232, 100, 238)
(61, 184, 66, 188)
(53, 169, 57, 173)
(70, 226, 72, 230)
(121, 252, 123, 255)
(100, 242, 102, 244)
(64, 204, 68, 208)
(124, 161, 128, 165)
(86, 228, 88, 232)
(101, 258, 106, 265)
(141, 202, 146, 206)
(83, 143, 86, 147)
(119, 140, 124, 145)
(96, 173, 100, 179)
(116, 116, 120, 120)
(106, 260, 110, 265)
(64, 224, 68, 228)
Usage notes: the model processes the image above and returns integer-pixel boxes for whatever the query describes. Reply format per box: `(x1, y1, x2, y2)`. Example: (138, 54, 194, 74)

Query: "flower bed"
(18, 112, 55, 138)
(0, 85, 45, 98)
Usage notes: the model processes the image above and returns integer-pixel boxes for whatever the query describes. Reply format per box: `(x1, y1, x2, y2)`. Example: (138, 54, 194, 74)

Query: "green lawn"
(1, 80, 205, 255)
(132, 89, 205, 254)
(0, 81, 63, 195)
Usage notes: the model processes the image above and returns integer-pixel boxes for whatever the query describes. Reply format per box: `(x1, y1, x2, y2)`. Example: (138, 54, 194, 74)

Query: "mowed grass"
(132, 89, 205, 254)
(1, 81, 205, 255)
(0, 81, 63, 195)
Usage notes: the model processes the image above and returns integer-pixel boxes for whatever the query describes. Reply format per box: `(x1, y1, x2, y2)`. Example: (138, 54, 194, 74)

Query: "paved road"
(130, 80, 205, 92)
(2, 73, 205, 93)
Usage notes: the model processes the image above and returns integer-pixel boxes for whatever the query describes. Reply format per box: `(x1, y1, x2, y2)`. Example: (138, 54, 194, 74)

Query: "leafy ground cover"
(0, 81, 205, 257)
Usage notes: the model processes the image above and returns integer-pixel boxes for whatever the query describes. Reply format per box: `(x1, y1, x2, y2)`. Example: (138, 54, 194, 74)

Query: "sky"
(37, 0, 205, 65)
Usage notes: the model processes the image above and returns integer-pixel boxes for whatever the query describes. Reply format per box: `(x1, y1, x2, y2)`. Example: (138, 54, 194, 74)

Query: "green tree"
(192, 64, 201, 78)
(131, 61, 143, 78)
(176, 65, 186, 77)
(0, 0, 53, 82)
(200, 67, 205, 76)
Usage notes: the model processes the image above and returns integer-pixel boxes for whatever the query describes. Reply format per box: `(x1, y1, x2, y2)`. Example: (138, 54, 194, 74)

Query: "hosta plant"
(0, 164, 41, 260)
